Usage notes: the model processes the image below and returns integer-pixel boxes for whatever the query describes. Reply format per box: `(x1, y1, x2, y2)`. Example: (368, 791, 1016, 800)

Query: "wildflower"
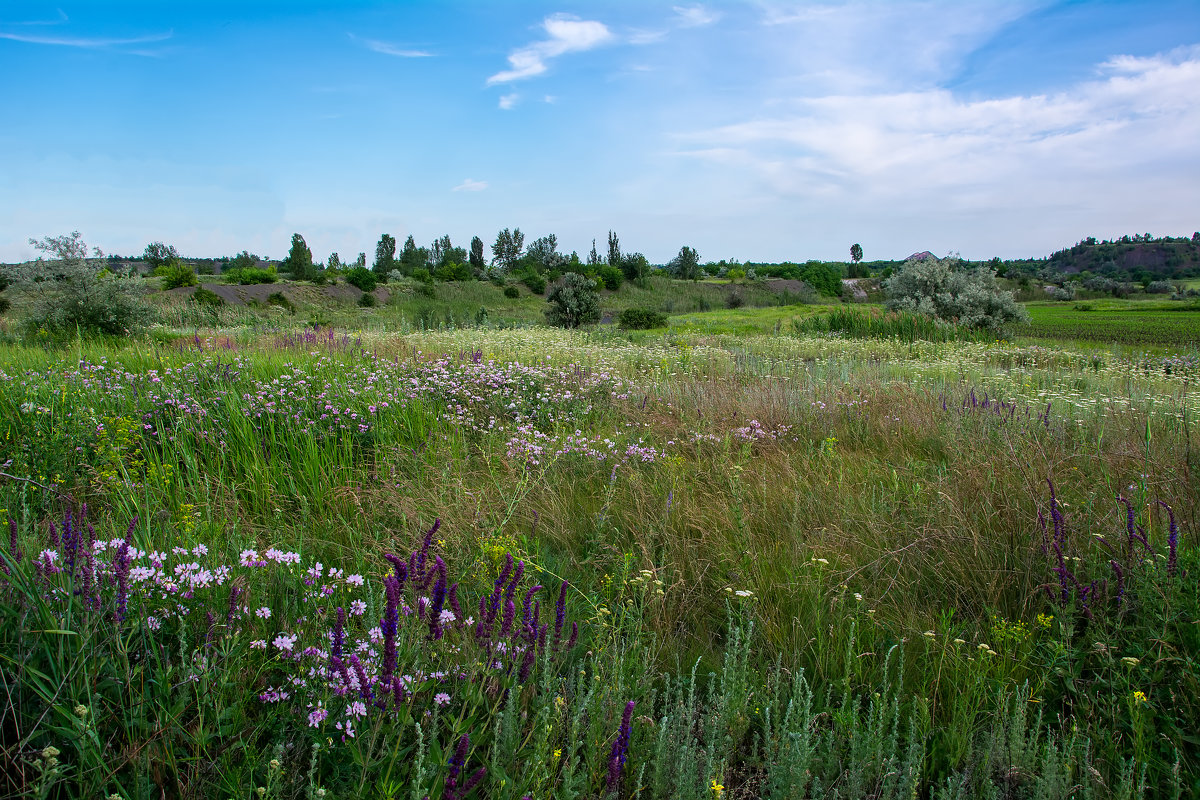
(1036, 613, 1053, 629)
(273, 633, 298, 652)
(1132, 691, 1149, 704)
(346, 573, 364, 586)
(434, 692, 451, 706)
(147, 616, 161, 631)
(307, 705, 328, 727)
(711, 779, 725, 796)
(606, 701, 635, 794)
(734, 589, 754, 598)
(953, 638, 966, 645)
(256, 607, 272, 619)
(1121, 656, 1141, 666)
(250, 640, 267, 649)
(350, 599, 367, 616)
(923, 631, 935, 638)
(74, 704, 89, 718)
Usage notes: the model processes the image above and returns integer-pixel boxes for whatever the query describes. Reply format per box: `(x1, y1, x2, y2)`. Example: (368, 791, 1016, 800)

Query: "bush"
(725, 290, 744, 309)
(800, 262, 843, 297)
(503, 285, 521, 299)
(358, 292, 377, 308)
(1146, 280, 1173, 294)
(267, 291, 296, 314)
(13, 232, 156, 336)
(0, 295, 9, 314)
(159, 260, 198, 290)
(412, 268, 432, 285)
(189, 287, 224, 307)
(617, 307, 668, 329)
(521, 271, 547, 295)
(344, 267, 377, 293)
(545, 273, 601, 329)
(223, 266, 276, 285)
(884, 255, 1028, 331)
(595, 264, 623, 291)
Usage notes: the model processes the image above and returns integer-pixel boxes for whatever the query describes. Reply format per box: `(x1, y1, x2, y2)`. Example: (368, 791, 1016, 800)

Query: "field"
(1, 301, 1198, 797)
(1023, 299, 1200, 347)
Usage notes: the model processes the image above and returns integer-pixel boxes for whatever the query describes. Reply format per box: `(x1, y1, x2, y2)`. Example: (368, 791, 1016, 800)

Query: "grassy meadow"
(1, 285, 1198, 798)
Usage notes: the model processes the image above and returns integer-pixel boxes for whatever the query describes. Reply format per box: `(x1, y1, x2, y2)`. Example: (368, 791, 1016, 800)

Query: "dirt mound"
(165, 282, 389, 306)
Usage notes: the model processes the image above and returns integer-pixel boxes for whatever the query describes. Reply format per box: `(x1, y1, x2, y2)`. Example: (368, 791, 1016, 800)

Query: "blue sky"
(2, 1, 1198, 264)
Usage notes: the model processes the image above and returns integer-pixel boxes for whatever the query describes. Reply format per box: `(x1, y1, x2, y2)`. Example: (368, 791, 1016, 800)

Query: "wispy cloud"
(673, 5, 721, 27)
(0, 29, 172, 48)
(452, 178, 489, 192)
(348, 33, 432, 58)
(487, 14, 613, 85)
(498, 93, 520, 110)
(9, 8, 69, 26)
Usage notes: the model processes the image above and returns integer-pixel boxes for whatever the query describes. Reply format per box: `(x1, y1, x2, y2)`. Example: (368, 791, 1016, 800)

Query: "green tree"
(374, 234, 397, 278)
(587, 239, 601, 266)
(14, 231, 155, 335)
(160, 260, 198, 289)
(669, 246, 701, 281)
(884, 254, 1028, 331)
(801, 262, 842, 297)
(469, 236, 486, 276)
(143, 241, 179, 273)
(621, 252, 650, 284)
(849, 243, 864, 278)
(607, 230, 621, 270)
(283, 233, 315, 280)
(491, 228, 525, 271)
(399, 235, 428, 276)
(327, 252, 342, 271)
(526, 234, 566, 273)
(430, 235, 466, 270)
(545, 272, 601, 328)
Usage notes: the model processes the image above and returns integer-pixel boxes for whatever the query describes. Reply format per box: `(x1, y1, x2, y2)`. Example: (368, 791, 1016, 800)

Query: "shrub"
(159, 260, 198, 290)
(0, 295, 9, 314)
(884, 254, 1028, 331)
(725, 290, 744, 309)
(189, 287, 225, 307)
(800, 262, 843, 297)
(416, 282, 436, 299)
(595, 264, 623, 291)
(358, 292, 377, 307)
(12, 231, 156, 336)
(223, 266, 276, 285)
(267, 291, 296, 314)
(344, 267, 378, 293)
(545, 273, 601, 329)
(618, 307, 668, 329)
(521, 271, 547, 295)
(412, 268, 432, 285)
(503, 285, 521, 299)
(1146, 280, 1173, 294)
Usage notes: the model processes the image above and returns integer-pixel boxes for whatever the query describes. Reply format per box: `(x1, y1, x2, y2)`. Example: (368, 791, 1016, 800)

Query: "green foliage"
(545, 272, 600, 328)
(503, 285, 520, 299)
(669, 245, 701, 281)
(595, 264, 623, 291)
(620, 252, 650, 284)
(327, 252, 342, 272)
(618, 307, 668, 329)
(159, 260, 198, 290)
(267, 291, 296, 314)
(226, 250, 260, 272)
(223, 266, 277, 285)
(851, 242, 864, 264)
(345, 266, 378, 293)
(469, 236, 486, 276)
(800, 261, 843, 297)
(792, 306, 994, 342)
(283, 233, 316, 281)
(189, 286, 224, 306)
(491, 228, 525, 271)
(358, 292, 377, 307)
(884, 255, 1028, 331)
(521, 271, 547, 295)
(13, 231, 156, 336)
(143, 241, 179, 272)
(434, 262, 474, 282)
(374, 234, 397, 278)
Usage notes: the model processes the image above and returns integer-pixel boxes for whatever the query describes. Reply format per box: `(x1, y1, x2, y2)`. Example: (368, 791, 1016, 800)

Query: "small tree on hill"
(143, 241, 179, 274)
(669, 246, 701, 281)
(884, 254, 1028, 331)
(491, 228, 525, 271)
(469, 236, 486, 276)
(545, 272, 601, 328)
(849, 243, 865, 278)
(374, 234, 397, 279)
(283, 233, 315, 280)
(14, 231, 155, 336)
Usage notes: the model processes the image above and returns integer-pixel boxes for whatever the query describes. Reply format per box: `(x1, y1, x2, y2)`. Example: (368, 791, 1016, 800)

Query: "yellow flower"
(553, 749, 562, 759)
(1132, 691, 1149, 704)
(711, 779, 725, 796)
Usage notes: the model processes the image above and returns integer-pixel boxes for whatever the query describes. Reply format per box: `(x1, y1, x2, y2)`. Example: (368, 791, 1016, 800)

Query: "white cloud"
(675, 46, 1200, 222)
(487, 14, 613, 85)
(0, 29, 172, 48)
(544, 95, 557, 104)
(673, 5, 720, 27)
(349, 34, 432, 57)
(498, 93, 520, 110)
(452, 179, 489, 192)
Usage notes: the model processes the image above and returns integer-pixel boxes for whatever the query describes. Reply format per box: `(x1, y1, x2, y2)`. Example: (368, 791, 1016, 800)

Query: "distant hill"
(1043, 234, 1200, 280)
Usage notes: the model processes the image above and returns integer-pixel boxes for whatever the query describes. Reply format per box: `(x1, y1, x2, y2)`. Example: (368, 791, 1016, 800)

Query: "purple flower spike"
(226, 586, 243, 623)
(568, 621, 579, 650)
(606, 701, 636, 794)
(349, 654, 373, 699)
(553, 581, 568, 645)
(500, 599, 516, 637)
(8, 518, 19, 564)
(520, 584, 543, 631)
(444, 734, 486, 800)
(1157, 500, 1179, 577)
(332, 606, 346, 661)
(382, 577, 400, 684)
(448, 582, 462, 621)
(1110, 560, 1125, 602)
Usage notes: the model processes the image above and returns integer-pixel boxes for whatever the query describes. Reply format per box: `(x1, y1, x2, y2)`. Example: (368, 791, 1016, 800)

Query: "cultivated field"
(1, 316, 1197, 798)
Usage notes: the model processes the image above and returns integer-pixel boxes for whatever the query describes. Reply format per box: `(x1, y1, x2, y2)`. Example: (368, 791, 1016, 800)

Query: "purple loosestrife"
(505, 560, 525, 606)
(226, 586, 243, 624)
(329, 656, 353, 695)
(414, 518, 441, 582)
(47, 520, 59, 548)
(448, 582, 462, 621)
(568, 622, 579, 650)
(500, 599, 517, 638)
(443, 735, 486, 800)
(519, 643, 536, 683)
(553, 580, 568, 647)
(382, 576, 401, 685)
(606, 701, 636, 795)
(383, 553, 409, 586)
(428, 561, 448, 640)
(112, 518, 137, 623)
(332, 606, 346, 661)
(520, 585, 543, 632)
(349, 654, 373, 699)
(1158, 500, 1180, 577)
(8, 518, 19, 563)
(1111, 560, 1126, 603)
